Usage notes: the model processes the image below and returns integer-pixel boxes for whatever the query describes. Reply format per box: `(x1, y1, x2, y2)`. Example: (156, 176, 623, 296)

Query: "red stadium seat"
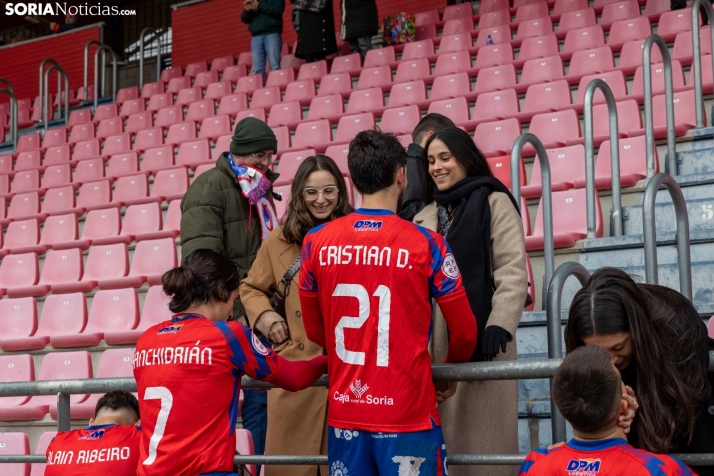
(486, 155, 527, 190)
(323, 145, 350, 176)
(38, 213, 78, 249)
(41, 164, 72, 190)
(133, 127, 164, 153)
(194, 70, 220, 90)
(364, 46, 396, 68)
(474, 64, 517, 93)
(434, 50, 472, 75)
(67, 108, 92, 128)
(481, 0, 510, 12)
(476, 26, 513, 48)
(14, 150, 41, 172)
(575, 135, 655, 190)
(217, 93, 250, 117)
(522, 145, 585, 198)
(93, 104, 119, 123)
(415, 23, 438, 41)
(528, 109, 581, 150)
(165, 121, 197, 147)
(235, 75, 264, 95)
(475, 43, 515, 68)
(574, 70, 628, 104)
(186, 61, 209, 78)
(521, 55, 565, 84)
(61, 207, 120, 249)
(11, 248, 85, 298)
(236, 107, 267, 122)
(68, 123, 95, 144)
(631, 60, 686, 96)
(115, 86, 139, 105)
(558, 8, 597, 33)
(102, 133, 132, 157)
(600, 0, 640, 27)
(319, 72, 353, 96)
(380, 105, 421, 135)
(644, 0, 669, 15)
(251, 86, 283, 110)
(119, 98, 145, 118)
(161, 67, 183, 83)
(117, 202, 161, 241)
(105, 285, 173, 345)
(113, 173, 152, 206)
(223, 64, 249, 84)
(0, 432, 30, 475)
(152, 167, 189, 202)
(308, 94, 343, 120)
(617, 39, 663, 73)
(155, 105, 185, 129)
(6, 191, 43, 222)
(652, 89, 699, 138)
(199, 114, 232, 142)
(275, 149, 317, 185)
(519, 34, 560, 61)
(330, 53, 362, 75)
(43, 184, 83, 217)
(176, 139, 212, 168)
(553, 0, 589, 15)
(472, 89, 519, 122)
(105, 152, 137, 179)
(74, 158, 106, 183)
(125, 111, 154, 135)
(30, 432, 57, 475)
(335, 113, 376, 144)
(427, 97, 470, 124)
(1, 218, 41, 255)
(444, 3, 473, 20)
(607, 17, 651, 45)
(672, 29, 711, 64)
(516, 17, 554, 41)
(148, 93, 175, 113)
(235, 429, 257, 476)
(15, 132, 41, 154)
(443, 17, 475, 36)
(41, 128, 67, 150)
(268, 101, 302, 127)
(394, 58, 432, 83)
(562, 25, 605, 53)
(526, 188, 603, 250)
(11, 170, 41, 194)
(402, 40, 436, 61)
(414, 9, 440, 25)
(298, 60, 328, 81)
(284, 79, 316, 103)
(194, 163, 215, 177)
(357, 66, 393, 90)
(430, 72, 471, 100)
(176, 86, 203, 107)
(438, 33, 474, 54)
(186, 99, 216, 123)
(205, 81, 233, 102)
(141, 81, 164, 99)
(388, 80, 426, 107)
(167, 76, 192, 94)
(293, 120, 332, 149)
(265, 69, 295, 89)
(141, 145, 174, 173)
(77, 180, 113, 211)
(0, 252, 39, 298)
(347, 87, 385, 114)
(515, 1, 549, 22)
(657, 7, 697, 40)
(568, 46, 615, 77)
(99, 237, 177, 289)
(0, 316, 40, 354)
(522, 80, 572, 116)
(72, 139, 102, 163)
(478, 9, 511, 28)
(473, 118, 522, 157)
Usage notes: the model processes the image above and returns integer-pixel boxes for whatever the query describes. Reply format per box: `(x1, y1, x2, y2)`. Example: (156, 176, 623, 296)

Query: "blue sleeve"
(214, 321, 280, 381)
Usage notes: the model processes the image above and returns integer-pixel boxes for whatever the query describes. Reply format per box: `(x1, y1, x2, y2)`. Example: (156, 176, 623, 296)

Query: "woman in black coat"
(340, 0, 378, 58)
(292, 0, 338, 63)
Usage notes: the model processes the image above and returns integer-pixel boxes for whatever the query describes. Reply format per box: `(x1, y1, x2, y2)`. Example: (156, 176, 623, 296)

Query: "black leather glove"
(481, 326, 509, 361)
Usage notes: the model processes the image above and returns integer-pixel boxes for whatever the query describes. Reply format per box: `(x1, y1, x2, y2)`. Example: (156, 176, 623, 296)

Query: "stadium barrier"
(0, 84, 18, 151)
(83, 40, 103, 102)
(38, 58, 59, 126)
(691, 0, 714, 128)
(43, 65, 70, 130)
(93, 45, 118, 110)
(139, 28, 163, 89)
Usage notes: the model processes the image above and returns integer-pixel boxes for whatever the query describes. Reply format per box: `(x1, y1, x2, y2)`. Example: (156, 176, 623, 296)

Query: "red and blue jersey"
(299, 208, 469, 433)
(45, 424, 141, 476)
(519, 438, 695, 476)
(133, 314, 281, 476)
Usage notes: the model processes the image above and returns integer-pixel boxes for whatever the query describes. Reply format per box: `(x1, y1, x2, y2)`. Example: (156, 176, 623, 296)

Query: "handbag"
(269, 257, 301, 318)
(383, 12, 415, 46)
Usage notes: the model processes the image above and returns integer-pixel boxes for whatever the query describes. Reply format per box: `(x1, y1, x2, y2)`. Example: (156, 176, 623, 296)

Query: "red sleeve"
(299, 291, 327, 349)
(435, 289, 478, 363)
(265, 355, 328, 392)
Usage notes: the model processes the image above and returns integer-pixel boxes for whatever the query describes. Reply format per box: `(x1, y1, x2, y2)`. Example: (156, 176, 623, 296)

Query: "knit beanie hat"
(229, 117, 278, 156)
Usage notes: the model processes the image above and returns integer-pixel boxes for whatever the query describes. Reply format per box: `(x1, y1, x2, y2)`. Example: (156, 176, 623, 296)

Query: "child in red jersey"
(45, 390, 141, 476)
(519, 346, 695, 476)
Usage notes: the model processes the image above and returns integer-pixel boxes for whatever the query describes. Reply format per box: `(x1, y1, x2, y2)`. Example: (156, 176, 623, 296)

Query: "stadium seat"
(235, 429, 257, 476)
(30, 431, 57, 476)
(105, 285, 173, 344)
(0, 155, 10, 174)
(318, 72, 352, 97)
(0, 298, 37, 347)
(155, 105, 184, 129)
(293, 119, 332, 149)
(185, 99, 216, 123)
(41, 164, 72, 189)
(77, 180, 113, 211)
(583, 99, 643, 145)
(357, 66, 393, 90)
(427, 97, 470, 124)
(67, 108, 92, 128)
(521, 55, 565, 84)
(276, 149, 317, 186)
(600, 0, 640, 27)
(41, 128, 67, 150)
(525, 188, 603, 250)
(472, 89, 519, 123)
(51, 288, 139, 348)
(433, 50, 472, 76)
(69, 123, 95, 144)
(323, 145, 350, 177)
(486, 155, 527, 190)
(72, 138, 103, 163)
(266, 69, 295, 89)
(43, 185, 80, 218)
(1, 218, 41, 255)
(186, 60, 209, 78)
(388, 80, 426, 107)
(112, 173, 151, 206)
(478, 9, 511, 28)
(141, 81, 164, 99)
(133, 127, 164, 153)
(475, 43, 515, 69)
(100, 237, 177, 289)
(194, 163, 215, 177)
(251, 86, 283, 110)
(476, 26, 512, 48)
(10, 248, 85, 298)
(438, 33, 474, 54)
(236, 107, 267, 122)
(125, 111, 154, 135)
(0, 354, 34, 406)
(631, 60, 686, 97)
(11, 170, 41, 195)
(268, 101, 302, 127)
(120, 98, 145, 118)
(115, 86, 139, 105)
(199, 114, 232, 142)
(527, 109, 581, 151)
(235, 74, 264, 95)
(651, 89, 699, 138)
(474, 64, 517, 93)
(557, 8, 597, 32)
(0, 432, 30, 476)
(165, 121, 198, 147)
(176, 139, 212, 168)
(298, 60, 328, 81)
(415, 23, 438, 41)
(161, 67, 184, 84)
(394, 58, 432, 84)
(574, 135, 655, 190)
(554, 0, 590, 15)
(522, 145, 585, 198)
(176, 86, 203, 107)
(473, 118, 523, 157)
(102, 133, 133, 157)
(644, 0, 669, 16)
(402, 40, 435, 61)
(574, 70, 628, 104)
(223, 64, 249, 83)
(516, 17, 554, 41)
(93, 104, 119, 124)
(657, 7, 697, 40)
(152, 167, 189, 202)
(15, 133, 41, 155)
(167, 76, 192, 94)
(51, 347, 137, 418)
(6, 191, 44, 223)
(607, 17, 651, 45)
(672, 29, 711, 64)
(443, 2, 473, 20)
(37, 213, 78, 249)
(74, 158, 106, 183)
(54, 206, 119, 250)
(443, 17, 475, 36)
(330, 53, 362, 75)
(568, 46, 615, 77)
(14, 150, 41, 172)
(515, 1, 549, 22)
(205, 80, 232, 102)
(562, 25, 606, 53)
(215, 93, 249, 119)
(283, 80, 316, 104)
(346, 87, 385, 114)
(414, 9, 440, 25)
(141, 145, 174, 173)
(480, 0, 509, 12)
(521, 79, 572, 116)
(380, 105, 421, 136)
(335, 113, 376, 144)
(518, 34, 560, 62)
(194, 70, 220, 90)
(308, 94, 344, 120)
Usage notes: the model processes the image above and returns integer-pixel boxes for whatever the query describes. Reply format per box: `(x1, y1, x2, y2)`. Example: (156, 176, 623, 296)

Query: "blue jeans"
(251, 33, 282, 82)
(242, 336, 270, 475)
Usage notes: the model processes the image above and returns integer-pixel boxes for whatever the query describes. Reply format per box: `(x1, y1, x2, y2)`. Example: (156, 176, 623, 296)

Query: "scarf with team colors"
(227, 153, 279, 241)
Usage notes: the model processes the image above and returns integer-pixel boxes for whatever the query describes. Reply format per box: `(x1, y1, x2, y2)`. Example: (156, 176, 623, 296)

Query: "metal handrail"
(93, 45, 118, 111)
(510, 133, 555, 307)
(692, 0, 714, 128)
(0, 78, 13, 93)
(37, 58, 59, 127)
(643, 34, 677, 177)
(0, 88, 18, 151)
(545, 261, 592, 444)
(43, 65, 69, 131)
(642, 173, 693, 299)
(139, 27, 162, 89)
(583, 79, 623, 237)
(83, 40, 102, 101)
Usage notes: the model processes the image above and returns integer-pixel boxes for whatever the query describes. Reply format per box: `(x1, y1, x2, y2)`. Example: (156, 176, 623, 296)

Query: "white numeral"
(143, 386, 173, 465)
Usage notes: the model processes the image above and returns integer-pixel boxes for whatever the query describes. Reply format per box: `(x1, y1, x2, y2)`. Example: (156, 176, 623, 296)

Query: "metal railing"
(691, 0, 714, 128)
(545, 261, 591, 444)
(42, 65, 70, 131)
(642, 173, 693, 299)
(0, 87, 18, 151)
(511, 133, 555, 307)
(139, 27, 162, 89)
(37, 59, 59, 127)
(83, 40, 103, 102)
(583, 79, 623, 238)
(643, 34, 677, 177)
(93, 45, 118, 111)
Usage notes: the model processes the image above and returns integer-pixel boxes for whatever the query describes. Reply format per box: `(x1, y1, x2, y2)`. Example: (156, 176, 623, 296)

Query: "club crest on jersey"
(353, 220, 383, 232)
(442, 253, 460, 279)
(157, 323, 184, 335)
(78, 429, 105, 441)
(252, 332, 269, 355)
(331, 460, 349, 476)
(566, 458, 601, 475)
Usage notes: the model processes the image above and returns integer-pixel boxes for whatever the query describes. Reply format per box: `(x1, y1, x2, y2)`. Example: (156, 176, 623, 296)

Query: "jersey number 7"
(143, 386, 174, 465)
(333, 283, 391, 367)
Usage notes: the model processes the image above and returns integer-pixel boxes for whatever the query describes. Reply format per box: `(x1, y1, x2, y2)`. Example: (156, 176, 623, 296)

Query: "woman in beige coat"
(240, 155, 353, 476)
(412, 128, 529, 476)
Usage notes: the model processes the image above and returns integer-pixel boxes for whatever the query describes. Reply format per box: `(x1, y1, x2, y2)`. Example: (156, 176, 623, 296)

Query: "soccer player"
(133, 249, 328, 476)
(518, 345, 695, 476)
(45, 390, 141, 475)
(299, 129, 478, 476)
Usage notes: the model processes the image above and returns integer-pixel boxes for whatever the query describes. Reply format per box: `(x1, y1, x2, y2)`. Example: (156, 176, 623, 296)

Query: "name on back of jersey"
(133, 342, 213, 368)
(319, 245, 411, 268)
(47, 447, 132, 466)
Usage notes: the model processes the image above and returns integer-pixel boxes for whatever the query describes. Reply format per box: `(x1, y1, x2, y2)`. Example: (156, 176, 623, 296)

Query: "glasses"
(251, 152, 275, 162)
(304, 186, 339, 201)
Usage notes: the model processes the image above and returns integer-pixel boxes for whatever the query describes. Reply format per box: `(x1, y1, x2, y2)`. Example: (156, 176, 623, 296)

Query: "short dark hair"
(347, 129, 407, 195)
(552, 345, 621, 433)
(165, 249, 240, 313)
(95, 391, 140, 420)
(412, 113, 456, 145)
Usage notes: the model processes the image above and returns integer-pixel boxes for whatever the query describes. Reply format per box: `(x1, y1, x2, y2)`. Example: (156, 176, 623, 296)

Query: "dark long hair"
(419, 127, 494, 204)
(282, 155, 353, 244)
(566, 267, 710, 453)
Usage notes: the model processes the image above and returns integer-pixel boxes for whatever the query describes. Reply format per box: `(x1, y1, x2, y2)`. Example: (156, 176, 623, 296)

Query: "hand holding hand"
(435, 381, 458, 403)
(481, 326, 509, 361)
(617, 385, 638, 434)
(268, 321, 289, 344)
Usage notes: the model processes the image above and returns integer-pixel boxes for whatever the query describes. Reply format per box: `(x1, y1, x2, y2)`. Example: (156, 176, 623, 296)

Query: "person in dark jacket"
(180, 117, 281, 469)
(47, 14, 84, 34)
(340, 0, 378, 58)
(241, 0, 285, 81)
(292, 0, 338, 63)
(399, 113, 456, 221)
